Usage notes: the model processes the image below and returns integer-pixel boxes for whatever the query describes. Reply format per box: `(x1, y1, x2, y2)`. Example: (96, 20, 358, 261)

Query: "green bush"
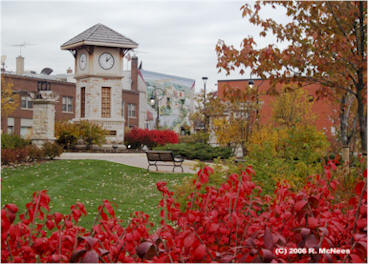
(55, 120, 107, 149)
(77, 120, 107, 148)
(178, 132, 209, 144)
(244, 124, 330, 193)
(42, 142, 63, 160)
(1, 134, 30, 149)
(55, 121, 80, 149)
(154, 143, 232, 161)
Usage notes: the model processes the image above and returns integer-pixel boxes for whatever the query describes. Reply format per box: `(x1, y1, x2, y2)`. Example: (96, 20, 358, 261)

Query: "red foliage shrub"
(125, 128, 178, 149)
(1, 161, 367, 263)
(1, 147, 29, 165)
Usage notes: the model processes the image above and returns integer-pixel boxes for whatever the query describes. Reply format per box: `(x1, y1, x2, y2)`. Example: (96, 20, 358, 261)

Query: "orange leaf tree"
(216, 1, 367, 154)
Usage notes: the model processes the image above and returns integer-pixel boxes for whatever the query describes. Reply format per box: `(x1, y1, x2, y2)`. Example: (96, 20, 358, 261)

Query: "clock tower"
(61, 23, 138, 143)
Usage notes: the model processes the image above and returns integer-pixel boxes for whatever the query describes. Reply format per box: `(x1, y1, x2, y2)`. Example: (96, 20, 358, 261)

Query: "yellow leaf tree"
(1, 76, 19, 118)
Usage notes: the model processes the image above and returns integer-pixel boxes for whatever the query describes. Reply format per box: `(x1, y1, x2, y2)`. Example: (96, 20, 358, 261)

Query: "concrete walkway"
(57, 152, 199, 174)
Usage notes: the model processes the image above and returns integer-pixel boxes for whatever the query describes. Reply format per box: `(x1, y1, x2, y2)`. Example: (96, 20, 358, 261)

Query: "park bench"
(145, 151, 184, 172)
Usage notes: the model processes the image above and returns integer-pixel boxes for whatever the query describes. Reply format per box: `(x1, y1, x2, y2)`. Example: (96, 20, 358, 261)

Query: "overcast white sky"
(1, 0, 286, 92)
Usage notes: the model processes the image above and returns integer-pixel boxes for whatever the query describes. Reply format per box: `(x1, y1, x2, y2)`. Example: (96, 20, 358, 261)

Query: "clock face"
(98, 52, 115, 70)
(79, 53, 87, 70)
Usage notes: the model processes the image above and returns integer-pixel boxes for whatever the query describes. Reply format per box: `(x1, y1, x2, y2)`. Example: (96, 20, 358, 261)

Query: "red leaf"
(308, 217, 318, 228)
(246, 165, 255, 176)
(305, 234, 318, 249)
(70, 249, 87, 263)
(193, 244, 206, 260)
(46, 220, 54, 230)
(209, 223, 219, 233)
(184, 233, 195, 249)
(294, 199, 307, 212)
(350, 254, 363, 263)
(54, 212, 63, 225)
(260, 249, 274, 262)
(199, 173, 209, 184)
(355, 181, 365, 195)
(264, 226, 273, 250)
(77, 202, 87, 216)
(81, 250, 99, 263)
(5, 203, 18, 213)
(136, 241, 156, 260)
(356, 218, 367, 229)
(103, 200, 115, 217)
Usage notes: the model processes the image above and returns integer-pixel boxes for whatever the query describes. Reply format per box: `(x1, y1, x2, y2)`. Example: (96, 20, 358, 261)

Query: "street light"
(202, 76, 208, 132)
(150, 86, 164, 129)
(202, 76, 208, 103)
(248, 80, 254, 88)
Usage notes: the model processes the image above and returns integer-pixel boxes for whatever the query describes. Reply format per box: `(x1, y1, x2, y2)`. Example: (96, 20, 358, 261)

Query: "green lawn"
(1, 160, 191, 228)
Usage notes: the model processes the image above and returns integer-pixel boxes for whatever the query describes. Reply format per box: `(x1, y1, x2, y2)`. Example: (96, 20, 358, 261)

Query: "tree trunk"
(356, 1, 367, 156)
(357, 98, 367, 156)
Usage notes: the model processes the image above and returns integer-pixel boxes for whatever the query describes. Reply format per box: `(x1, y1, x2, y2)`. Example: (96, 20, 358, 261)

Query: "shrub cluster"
(244, 124, 330, 193)
(125, 128, 178, 149)
(55, 120, 106, 150)
(1, 134, 30, 149)
(154, 143, 232, 161)
(178, 132, 209, 144)
(1, 161, 366, 263)
(1, 142, 63, 165)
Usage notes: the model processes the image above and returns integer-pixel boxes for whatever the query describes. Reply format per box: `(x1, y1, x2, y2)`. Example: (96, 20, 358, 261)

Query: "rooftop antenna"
(1, 55, 7, 72)
(11, 42, 35, 56)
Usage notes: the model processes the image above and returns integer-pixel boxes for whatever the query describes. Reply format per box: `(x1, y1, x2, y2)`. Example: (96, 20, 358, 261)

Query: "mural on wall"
(140, 69, 195, 132)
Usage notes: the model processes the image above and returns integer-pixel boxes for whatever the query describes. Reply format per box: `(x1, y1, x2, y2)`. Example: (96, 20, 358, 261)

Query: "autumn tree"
(272, 85, 315, 127)
(1, 76, 19, 118)
(210, 85, 260, 156)
(216, 1, 367, 154)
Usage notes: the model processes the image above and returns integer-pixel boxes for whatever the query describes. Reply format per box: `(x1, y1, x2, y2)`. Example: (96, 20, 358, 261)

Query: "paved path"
(57, 152, 198, 174)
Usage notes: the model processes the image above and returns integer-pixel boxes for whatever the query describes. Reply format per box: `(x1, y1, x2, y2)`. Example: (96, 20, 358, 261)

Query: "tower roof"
(61, 23, 138, 50)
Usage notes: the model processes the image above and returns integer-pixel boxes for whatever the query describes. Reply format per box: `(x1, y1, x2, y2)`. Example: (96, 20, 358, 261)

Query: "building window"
(7, 117, 14, 134)
(21, 96, 33, 109)
(81, 87, 85, 118)
(128, 103, 136, 118)
(121, 101, 124, 118)
(20, 118, 33, 139)
(20, 127, 32, 138)
(62, 96, 73, 113)
(101, 87, 111, 118)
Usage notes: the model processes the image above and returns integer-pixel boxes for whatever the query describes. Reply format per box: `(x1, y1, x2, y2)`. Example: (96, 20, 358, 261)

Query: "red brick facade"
(122, 89, 139, 128)
(218, 79, 339, 140)
(1, 73, 75, 137)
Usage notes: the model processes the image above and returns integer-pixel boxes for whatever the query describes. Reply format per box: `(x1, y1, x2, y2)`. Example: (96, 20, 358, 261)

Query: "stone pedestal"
(31, 91, 58, 147)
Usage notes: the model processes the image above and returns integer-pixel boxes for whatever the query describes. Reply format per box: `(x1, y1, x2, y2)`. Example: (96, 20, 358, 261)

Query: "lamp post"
(202, 76, 208, 105)
(202, 77, 208, 132)
(150, 86, 164, 129)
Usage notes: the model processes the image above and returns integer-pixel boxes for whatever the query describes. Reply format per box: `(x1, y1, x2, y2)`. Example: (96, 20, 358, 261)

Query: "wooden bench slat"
(145, 151, 183, 172)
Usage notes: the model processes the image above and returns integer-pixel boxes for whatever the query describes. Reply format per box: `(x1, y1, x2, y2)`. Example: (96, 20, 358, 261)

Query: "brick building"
(1, 71, 75, 138)
(217, 79, 338, 139)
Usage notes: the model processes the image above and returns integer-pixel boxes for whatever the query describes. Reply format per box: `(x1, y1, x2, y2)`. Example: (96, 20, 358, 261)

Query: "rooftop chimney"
(16, 56, 24, 74)
(131, 56, 138, 91)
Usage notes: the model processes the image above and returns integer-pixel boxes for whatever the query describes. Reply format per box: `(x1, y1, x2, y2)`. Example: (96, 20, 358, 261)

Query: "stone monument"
(31, 90, 58, 147)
